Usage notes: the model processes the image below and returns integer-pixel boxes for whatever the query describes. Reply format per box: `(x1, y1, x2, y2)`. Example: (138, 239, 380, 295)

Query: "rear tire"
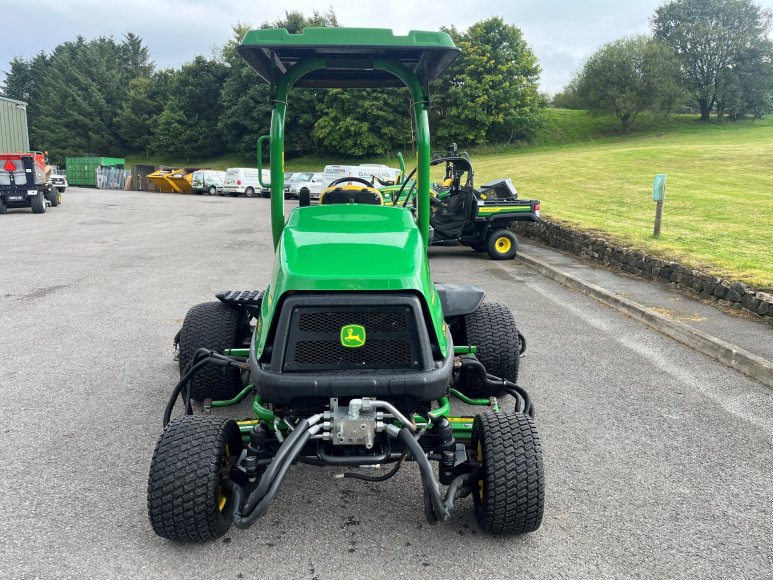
(486, 230, 518, 260)
(472, 412, 544, 535)
(244, 187, 255, 198)
(0, 197, 6, 214)
(178, 302, 248, 401)
(458, 301, 520, 396)
(299, 189, 311, 207)
(30, 192, 46, 214)
(147, 415, 242, 541)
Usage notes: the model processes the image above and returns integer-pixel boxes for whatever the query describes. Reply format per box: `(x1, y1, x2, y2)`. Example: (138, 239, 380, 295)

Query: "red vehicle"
(0, 151, 60, 214)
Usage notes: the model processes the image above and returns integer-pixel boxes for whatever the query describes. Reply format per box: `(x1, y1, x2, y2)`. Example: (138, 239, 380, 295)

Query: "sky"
(2, 0, 773, 93)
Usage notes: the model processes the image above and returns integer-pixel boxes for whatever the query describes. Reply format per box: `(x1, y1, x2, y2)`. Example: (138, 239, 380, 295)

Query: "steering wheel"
(327, 177, 375, 189)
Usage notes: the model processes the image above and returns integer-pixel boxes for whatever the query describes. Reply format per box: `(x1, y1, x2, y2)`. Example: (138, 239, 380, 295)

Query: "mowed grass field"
(469, 113, 773, 290)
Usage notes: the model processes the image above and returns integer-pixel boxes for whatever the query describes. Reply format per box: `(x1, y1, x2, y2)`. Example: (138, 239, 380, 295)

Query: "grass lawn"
(470, 114, 773, 289)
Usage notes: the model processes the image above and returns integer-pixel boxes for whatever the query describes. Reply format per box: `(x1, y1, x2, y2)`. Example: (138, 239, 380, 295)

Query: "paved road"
(1, 189, 771, 579)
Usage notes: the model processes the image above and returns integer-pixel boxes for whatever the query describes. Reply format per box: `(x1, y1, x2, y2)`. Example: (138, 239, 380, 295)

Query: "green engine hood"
(255, 204, 447, 357)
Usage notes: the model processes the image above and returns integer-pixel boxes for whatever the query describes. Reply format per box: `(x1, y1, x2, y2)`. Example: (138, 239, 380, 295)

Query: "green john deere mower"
(148, 27, 544, 541)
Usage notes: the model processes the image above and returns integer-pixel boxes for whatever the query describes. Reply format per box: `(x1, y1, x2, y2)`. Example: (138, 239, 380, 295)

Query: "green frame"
(258, 57, 433, 249)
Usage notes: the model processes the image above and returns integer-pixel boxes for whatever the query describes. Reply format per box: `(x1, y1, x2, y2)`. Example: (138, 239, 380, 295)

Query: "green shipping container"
(65, 157, 125, 186)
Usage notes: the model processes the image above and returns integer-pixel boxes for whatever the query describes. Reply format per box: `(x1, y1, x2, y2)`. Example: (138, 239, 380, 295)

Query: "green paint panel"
(255, 204, 448, 357)
(477, 205, 532, 214)
(237, 27, 459, 88)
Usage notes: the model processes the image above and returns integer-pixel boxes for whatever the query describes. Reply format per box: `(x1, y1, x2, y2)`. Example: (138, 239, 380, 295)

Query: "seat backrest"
(320, 187, 383, 206)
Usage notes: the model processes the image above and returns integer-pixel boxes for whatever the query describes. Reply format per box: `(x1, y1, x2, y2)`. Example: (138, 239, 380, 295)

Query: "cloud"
(3, 0, 773, 93)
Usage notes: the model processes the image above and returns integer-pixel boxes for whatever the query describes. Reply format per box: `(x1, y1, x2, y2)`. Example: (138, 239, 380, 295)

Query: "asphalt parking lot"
(1, 188, 771, 579)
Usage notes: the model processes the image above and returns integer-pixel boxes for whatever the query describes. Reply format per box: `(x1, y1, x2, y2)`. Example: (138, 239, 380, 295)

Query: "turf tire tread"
(147, 415, 241, 541)
(473, 412, 544, 534)
(178, 302, 245, 401)
(460, 301, 520, 396)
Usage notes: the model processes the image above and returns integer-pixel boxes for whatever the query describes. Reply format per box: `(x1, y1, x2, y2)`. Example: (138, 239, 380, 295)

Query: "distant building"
(0, 96, 30, 151)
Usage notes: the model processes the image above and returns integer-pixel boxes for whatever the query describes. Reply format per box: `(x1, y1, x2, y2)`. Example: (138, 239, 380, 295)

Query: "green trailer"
(147, 27, 544, 542)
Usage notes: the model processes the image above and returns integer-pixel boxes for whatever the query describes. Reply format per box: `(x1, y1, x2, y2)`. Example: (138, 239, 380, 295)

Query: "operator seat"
(320, 186, 383, 206)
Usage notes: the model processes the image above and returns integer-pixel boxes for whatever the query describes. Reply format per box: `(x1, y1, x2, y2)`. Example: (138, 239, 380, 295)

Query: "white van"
(323, 164, 402, 186)
(191, 170, 226, 195)
(223, 168, 270, 197)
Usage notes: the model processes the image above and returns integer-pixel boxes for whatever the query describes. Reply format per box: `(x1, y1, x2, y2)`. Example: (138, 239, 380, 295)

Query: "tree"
(1, 52, 49, 137)
(151, 57, 227, 160)
(717, 40, 773, 119)
(574, 36, 682, 133)
(33, 36, 129, 162)
(116, 71, 170, 156)
(218, 10, 338, 159)
(551, 77, 585, 109)
(120, 33, 154, 79)
(312, 89, 411, 156)
(653, 0, 773, 120)
(431, 18, 543, 146)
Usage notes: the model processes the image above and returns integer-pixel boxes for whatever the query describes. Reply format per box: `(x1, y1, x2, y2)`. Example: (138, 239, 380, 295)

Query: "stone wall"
(512, 219, 772, 323)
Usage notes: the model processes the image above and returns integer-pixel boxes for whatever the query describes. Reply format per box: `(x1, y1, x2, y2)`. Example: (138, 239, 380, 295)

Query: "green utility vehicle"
(148, 27, 544, 542)
(383, 146, 541, 259)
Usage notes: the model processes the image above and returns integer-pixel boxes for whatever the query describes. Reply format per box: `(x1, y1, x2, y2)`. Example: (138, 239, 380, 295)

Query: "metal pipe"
(269, 58, 326, 249)
(414, 397, 451, 425)
(453, 345, 478, 355)
(372, 400, 416, 430)
(448, 388, 490, 406)
(251, 394, 276, 423)
(223, 348, 250, 357)
(211, 384, 254, 407)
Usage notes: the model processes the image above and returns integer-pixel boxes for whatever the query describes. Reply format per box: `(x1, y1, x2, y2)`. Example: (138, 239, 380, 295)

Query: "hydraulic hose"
(458, 356, 536, 418)
(230, 424, 321, 529)
(388, 425, 449, 524)
(162, 348, 249, 426)
(241, 417, 312, 514)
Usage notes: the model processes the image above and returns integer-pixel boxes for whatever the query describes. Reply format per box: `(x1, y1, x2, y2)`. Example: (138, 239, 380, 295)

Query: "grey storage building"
(0, 96, 30, 152)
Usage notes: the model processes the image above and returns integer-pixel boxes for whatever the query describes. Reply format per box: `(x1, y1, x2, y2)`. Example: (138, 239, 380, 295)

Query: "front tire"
(209, 186, 217, 195)
(30, 192, 46, 214)
(299, 189, 311, 207)
(47, 189, 59, 207)
(487, 230, 518, 260)
(178, 302, 248, 401)
(0, 197, 6, 214)
(147, 416, 242, 541)
(458, 301, 521, 396)
(472, 412, 544, 535)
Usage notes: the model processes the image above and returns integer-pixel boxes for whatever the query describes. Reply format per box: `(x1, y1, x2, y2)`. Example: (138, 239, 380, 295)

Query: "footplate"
(215, 290, 264, 306)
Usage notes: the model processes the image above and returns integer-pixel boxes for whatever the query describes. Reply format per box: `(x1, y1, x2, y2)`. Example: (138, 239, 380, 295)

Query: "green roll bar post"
(264, 58, 432, 250)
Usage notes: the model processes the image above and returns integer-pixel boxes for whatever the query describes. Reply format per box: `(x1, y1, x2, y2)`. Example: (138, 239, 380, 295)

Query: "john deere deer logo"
(340, 324, 366, 348)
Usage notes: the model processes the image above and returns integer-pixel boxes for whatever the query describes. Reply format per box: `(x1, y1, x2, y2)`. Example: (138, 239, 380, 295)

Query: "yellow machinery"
(147, 168, 194, 194)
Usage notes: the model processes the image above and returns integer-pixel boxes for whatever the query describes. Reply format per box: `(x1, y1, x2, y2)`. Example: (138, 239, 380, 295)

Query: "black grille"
(295, 340, 412, 366)
(299, 311, 406, 333)
(282, 304, 422, 372)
